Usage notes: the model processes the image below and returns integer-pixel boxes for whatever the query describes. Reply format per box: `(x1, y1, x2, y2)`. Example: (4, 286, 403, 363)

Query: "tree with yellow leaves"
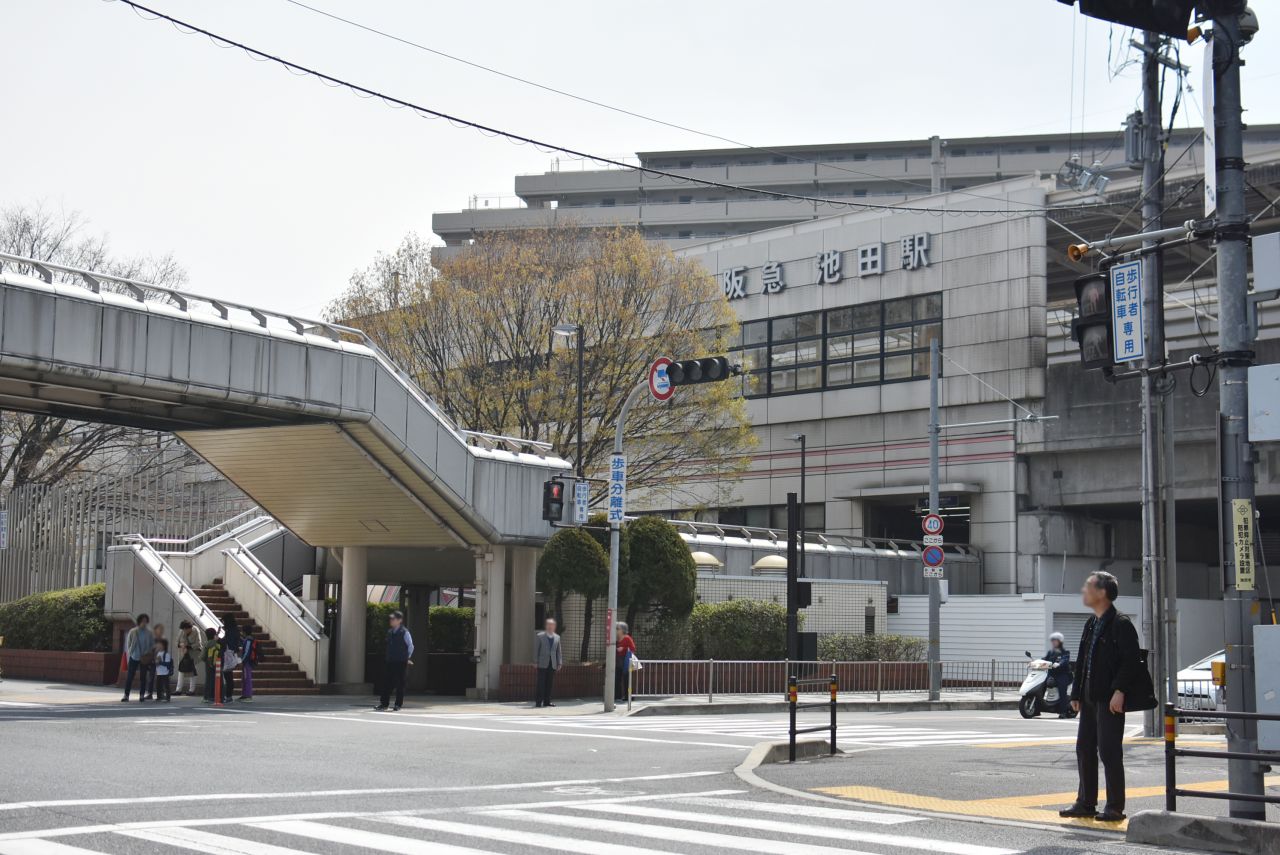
(328, 224, 754, 507)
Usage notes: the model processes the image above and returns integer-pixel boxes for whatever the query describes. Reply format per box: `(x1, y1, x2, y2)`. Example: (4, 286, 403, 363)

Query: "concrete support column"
(472, 546, 507, 699)
(508, 547, 538, 667)
(337, 546, 368, 685)
(405, 586, 429, 693)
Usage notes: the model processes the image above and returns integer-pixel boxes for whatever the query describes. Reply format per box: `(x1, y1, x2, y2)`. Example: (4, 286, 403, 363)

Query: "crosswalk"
(419, 714, 1054, 749)
(0, 790, 1026, 855)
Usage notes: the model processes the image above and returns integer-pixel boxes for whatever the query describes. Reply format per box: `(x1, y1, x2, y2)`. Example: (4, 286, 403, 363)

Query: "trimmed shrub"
(623, 516, 696, 625)
(0, 584, 112, 652)
(817, 633, 926, 662)
(638, 613, 695, 660)
(427, 606, 474, 653)
(689, 599, 788, 660)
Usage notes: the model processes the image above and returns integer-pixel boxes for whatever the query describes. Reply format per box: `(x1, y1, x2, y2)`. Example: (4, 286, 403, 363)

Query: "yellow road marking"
(813, 775, 1280, 832)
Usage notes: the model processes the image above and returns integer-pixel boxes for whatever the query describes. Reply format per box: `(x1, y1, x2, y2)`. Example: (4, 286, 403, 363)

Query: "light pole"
(787, 433, 807, 582)
(552, 323, 585, 478)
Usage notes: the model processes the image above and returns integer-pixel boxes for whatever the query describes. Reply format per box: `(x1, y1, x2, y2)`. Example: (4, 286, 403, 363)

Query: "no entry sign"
(648, 357, 674, 402)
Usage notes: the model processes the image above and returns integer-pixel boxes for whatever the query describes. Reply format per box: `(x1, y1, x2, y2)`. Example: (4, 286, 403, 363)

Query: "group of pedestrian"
(531, 617, 639, 709)
(121, 613, 258, 704)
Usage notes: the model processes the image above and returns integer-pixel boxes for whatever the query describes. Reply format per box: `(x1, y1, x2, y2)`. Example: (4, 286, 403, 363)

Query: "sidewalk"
(627, 690, 1021, 716)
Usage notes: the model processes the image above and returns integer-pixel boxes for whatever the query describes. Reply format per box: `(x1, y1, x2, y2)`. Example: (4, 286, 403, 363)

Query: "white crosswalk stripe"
(0, 791, 1025, 855)
(429, 714, 1042, 749)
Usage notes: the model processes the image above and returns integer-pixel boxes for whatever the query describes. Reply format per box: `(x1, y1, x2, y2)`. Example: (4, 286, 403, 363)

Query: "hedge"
(689, 600, 790, 660)
(365, 602, 401, 657)
(817, 633, 926, 662)
(427, 606, 474, 653)
(0, 584, 112, 652)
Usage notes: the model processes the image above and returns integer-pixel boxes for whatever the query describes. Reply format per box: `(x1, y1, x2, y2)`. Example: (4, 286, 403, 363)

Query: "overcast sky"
(4, 0, 1279, 317)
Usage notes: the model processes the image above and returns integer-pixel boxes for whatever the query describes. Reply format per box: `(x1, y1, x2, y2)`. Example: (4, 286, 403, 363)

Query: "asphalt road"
(0, 680, 1239, 854)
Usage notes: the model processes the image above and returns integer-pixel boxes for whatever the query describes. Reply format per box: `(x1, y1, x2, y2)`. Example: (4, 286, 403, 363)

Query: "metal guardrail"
(788, 673, 838, 762)
(125, 538, 223, 635)
(668, 519, 983, 561)
(225, 541, 326, 641)
(1164, 702, 1280, 812)
(627, 659, 1026, 706)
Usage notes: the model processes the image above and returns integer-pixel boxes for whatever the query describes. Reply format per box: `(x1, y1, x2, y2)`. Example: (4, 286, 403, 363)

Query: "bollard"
(1164, 702, 1177, 812)
(787, 675, 798, 762)
(876, 659, 882, 702)
(213, 652, 223, 707)
(990, 658, 996, 701)
(829, 673, 838, 755)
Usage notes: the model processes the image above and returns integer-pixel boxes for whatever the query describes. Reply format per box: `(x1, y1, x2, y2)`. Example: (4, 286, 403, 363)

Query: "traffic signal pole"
(928, 339, 941, 701)
(603, 380, 647, 713)
(1208, 7, 1266, 818)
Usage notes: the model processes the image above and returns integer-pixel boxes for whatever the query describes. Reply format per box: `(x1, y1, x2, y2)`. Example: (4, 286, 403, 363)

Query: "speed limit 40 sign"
(922, 513, 944, 536)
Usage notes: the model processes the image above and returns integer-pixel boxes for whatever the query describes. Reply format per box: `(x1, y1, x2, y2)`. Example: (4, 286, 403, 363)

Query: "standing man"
(1060, 571, 1143, 823)
(534, 618, 562, 709)
(375, 610, 413, 712)
(1046, 632, 1074, 719)
(120, 613, 153, 703)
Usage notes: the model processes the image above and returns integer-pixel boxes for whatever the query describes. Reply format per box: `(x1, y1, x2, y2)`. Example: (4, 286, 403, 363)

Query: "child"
(239, 621, 257, 702)
(202, 627, 222, 704)
(153, 639, 174, 702)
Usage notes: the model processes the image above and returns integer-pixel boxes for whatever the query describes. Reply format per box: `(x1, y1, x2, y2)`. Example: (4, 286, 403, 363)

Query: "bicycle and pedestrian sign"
(648, 357, 674, 402)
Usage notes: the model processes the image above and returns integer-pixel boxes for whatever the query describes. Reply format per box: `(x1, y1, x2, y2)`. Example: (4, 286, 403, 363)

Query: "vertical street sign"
(1203, 39, 1217, 216)
(1110, 259, 1145, 363)
(573, 480, 589, 525)
(607, 454, 626, 524)
(1232, 499, 1255, 591)
(0, 509, 7, 550)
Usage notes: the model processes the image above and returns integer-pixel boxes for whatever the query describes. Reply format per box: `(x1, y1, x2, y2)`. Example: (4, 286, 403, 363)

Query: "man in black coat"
(1060, 570, 1143, 823)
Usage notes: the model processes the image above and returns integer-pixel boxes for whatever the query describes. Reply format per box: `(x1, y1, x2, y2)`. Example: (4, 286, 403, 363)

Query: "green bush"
(365, 602, 400, 657)
(427, 606, 474, 653)
(689, 599, 789, 660)
(0, 584, 112, 652)
(638, 613, 695, 659)
(817, 633, 926, 662)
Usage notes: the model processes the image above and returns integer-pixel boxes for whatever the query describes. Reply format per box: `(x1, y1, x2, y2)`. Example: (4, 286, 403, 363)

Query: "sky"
(4, 0, 1280, 318)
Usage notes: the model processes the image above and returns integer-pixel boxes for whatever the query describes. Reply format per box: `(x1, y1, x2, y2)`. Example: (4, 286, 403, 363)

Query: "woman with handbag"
(219, 620, 242, 702)
(175, 620, 202, 696)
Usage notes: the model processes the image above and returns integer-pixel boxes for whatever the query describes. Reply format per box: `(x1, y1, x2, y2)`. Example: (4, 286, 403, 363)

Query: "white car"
(1177, 650, 1226, 711)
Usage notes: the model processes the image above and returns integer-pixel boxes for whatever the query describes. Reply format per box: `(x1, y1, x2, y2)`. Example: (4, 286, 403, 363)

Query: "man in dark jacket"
(1060, 570, 1142, 823)
(375, 610, 413, 712)
(1045, 632, 1073, 718)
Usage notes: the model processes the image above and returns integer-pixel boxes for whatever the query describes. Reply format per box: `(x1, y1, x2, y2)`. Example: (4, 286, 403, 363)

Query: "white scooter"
(1018, 650, 1076, 719)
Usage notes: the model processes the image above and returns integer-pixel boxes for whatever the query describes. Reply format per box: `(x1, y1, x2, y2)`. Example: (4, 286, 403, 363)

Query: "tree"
(536, 526, 608, 663)
(622, 515, 696, 626)
(0, 204, 187, 489)
(327, 225, 755, 506)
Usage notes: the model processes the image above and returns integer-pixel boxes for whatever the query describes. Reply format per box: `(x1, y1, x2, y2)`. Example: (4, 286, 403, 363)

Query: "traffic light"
(1054, 0, 1199, 39)
(542, 479, 565, 522)
(796, 581, 812, 610)
(1071, 272, 1113, 370)
(667, 356, 732, 386)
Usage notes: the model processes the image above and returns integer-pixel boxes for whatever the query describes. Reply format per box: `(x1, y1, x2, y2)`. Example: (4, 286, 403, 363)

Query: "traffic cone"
(118, 650, 126, 684)
(214, 653, 223, 707)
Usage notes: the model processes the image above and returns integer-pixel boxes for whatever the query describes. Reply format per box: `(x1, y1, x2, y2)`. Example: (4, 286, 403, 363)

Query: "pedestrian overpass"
(0, 252, 570, 695)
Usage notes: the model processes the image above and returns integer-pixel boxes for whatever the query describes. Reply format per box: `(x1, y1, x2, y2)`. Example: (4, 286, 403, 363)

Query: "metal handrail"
(127, 537, 223, 635)
(225, 541, 325, 641)
(1163, 702, 1280, 811)
(117, 514, 276, 557)
(0, 252, 558, 459)
(669, 519, 983, 559)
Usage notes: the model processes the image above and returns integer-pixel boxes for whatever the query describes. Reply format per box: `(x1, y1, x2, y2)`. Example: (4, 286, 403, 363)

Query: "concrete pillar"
(405, 586, 429, 693)
(508, 547, 537, 667)
(472, 546, 507, 699)
(337, 546, 368, 686)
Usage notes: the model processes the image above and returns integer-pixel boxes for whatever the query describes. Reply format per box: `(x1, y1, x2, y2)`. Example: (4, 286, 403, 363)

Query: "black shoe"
(120, 696, 129, 702)
(534, 703, 542, 708)
(1058, 713, 1072, 718)
(1095, 809, 1126, 822)
(1059, 804, 1096, 818)
(374, 704, 389, 711)
(545, 702, 556, 707)
(392, 705, 402, 711)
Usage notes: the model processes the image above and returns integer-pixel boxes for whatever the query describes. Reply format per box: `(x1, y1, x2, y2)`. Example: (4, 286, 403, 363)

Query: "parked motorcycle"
(1018, 650, 1076, 719)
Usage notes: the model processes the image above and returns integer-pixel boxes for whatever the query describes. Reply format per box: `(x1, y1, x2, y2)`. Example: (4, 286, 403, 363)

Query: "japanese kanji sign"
(1110, 259, 1144, 363)
(1232, 498, 1255, 591)
(607, 454, 627, 525)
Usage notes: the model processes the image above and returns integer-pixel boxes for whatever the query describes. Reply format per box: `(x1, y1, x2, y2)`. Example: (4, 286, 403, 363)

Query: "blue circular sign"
(922, 545, 946, 567)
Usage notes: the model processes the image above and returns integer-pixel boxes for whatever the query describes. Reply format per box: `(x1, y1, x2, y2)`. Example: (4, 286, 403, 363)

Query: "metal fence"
(0, 468, 253, 603)
(629, 659, 1027, 705)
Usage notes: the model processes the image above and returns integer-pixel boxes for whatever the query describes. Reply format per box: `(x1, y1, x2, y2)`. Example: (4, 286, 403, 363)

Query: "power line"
(105, 0, 1121, 219)
(278, 0, 1087, 212)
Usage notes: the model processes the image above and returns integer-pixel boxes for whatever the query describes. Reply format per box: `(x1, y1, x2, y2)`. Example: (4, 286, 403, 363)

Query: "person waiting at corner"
(375, 610, 413, 712)
(1046, 632, 1073, 718)
(120, 613, 153, 702)
(615, 622, 637, 702)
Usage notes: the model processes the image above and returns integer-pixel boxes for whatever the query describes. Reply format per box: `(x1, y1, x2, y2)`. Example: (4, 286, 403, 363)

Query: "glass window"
(854, 357, 881, 384)
(795, 340, 820, 364)
(742, 372, 766, 397)
(746, 507, 771, 527)
(742, 320, 768, 347)
(913, 352, 931, 376)
(885, 298, 913, 325)
(795, 312, 821, 338)
(739, 346, 767, 372)
(827, 361, 852, 386)
(884, 327, 913, 352)
(853, 330, 880, 357)
(770, 343, 798, 366)
(827, 335, 852, 360)
(852, 304, 881, 330)
(884, 354, 913, 381)
(916, 293, 942, 320)
(914, 322, 942, 350)
(804, 503, 826, 531)
(796, 365, 822, 390)
(771, 369, 795, 393)
(827, 307, 853, 334)
(772, 316, 796, 340)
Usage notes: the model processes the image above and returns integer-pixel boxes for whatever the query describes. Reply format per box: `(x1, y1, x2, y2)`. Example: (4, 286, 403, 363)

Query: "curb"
(630, 698, 1018, 716)
(1126, 810, 1280, 855)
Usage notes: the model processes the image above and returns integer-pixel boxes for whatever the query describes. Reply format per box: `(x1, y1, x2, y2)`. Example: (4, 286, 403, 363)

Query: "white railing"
(224, 540, 325, 641)
(627, 659, 1027, 709)
(142, 512, 276, 557)
(124, 538, 223, 636)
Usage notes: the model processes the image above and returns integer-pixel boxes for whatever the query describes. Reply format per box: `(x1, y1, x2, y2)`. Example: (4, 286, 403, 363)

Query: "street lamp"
(552, 323, 584, 479)
(787, 433, 807, 581)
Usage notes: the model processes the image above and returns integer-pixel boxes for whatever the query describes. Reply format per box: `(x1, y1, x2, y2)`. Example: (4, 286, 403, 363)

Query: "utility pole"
(786, 492, 799, 661)
(1208, 6, 1266, 818)
(928, 339, 941, 701)
(1138, 28, 1172, 739)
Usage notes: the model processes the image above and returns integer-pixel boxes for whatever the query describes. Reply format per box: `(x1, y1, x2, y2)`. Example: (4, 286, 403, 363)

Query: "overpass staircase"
(192, 582, 318, 696)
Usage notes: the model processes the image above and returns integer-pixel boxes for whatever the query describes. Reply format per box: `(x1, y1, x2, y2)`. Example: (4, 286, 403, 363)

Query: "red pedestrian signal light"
(542, 479, 565, 522)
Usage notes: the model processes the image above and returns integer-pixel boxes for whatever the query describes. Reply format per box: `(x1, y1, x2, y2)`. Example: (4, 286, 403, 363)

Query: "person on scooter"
(1045, 632, 1073, 718)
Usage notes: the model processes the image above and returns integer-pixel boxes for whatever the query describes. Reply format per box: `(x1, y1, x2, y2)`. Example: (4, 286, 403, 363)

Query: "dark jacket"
(1071, 606, 1142, 704)
(1046, 646, 1071, 675)
(385, 626, 414, 663)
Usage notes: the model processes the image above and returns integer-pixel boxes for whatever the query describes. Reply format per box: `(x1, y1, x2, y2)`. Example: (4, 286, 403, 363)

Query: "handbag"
(1124, 648, 1159, 712)
(178, 653, 195, 674)
(222, 650, 241, 672)
(630, 655, 643, 672)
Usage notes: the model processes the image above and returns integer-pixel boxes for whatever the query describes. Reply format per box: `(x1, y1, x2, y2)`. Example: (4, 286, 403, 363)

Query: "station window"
(732, 294, 942, 398)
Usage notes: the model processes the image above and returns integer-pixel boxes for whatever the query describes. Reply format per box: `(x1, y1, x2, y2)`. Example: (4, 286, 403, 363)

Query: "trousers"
(380, 660, 407, 708)
(535, 666, 556, 707)
(1076, 699, 1126, 811)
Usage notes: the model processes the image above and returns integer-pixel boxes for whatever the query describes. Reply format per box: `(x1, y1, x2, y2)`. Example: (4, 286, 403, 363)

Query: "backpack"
(243, 637, 258, 666)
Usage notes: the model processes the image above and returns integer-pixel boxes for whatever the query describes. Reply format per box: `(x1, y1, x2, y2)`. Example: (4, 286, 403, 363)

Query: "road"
(0, 681, 1239, 854)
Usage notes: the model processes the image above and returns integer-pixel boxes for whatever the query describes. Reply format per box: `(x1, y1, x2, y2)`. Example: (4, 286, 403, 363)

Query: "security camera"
(1238, 6, 1259, 43)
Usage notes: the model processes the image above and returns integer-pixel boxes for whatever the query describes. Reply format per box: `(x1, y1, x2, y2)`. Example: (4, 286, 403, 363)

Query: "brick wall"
(499, 663, 603, 702)
(0, 649, 119, 685)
